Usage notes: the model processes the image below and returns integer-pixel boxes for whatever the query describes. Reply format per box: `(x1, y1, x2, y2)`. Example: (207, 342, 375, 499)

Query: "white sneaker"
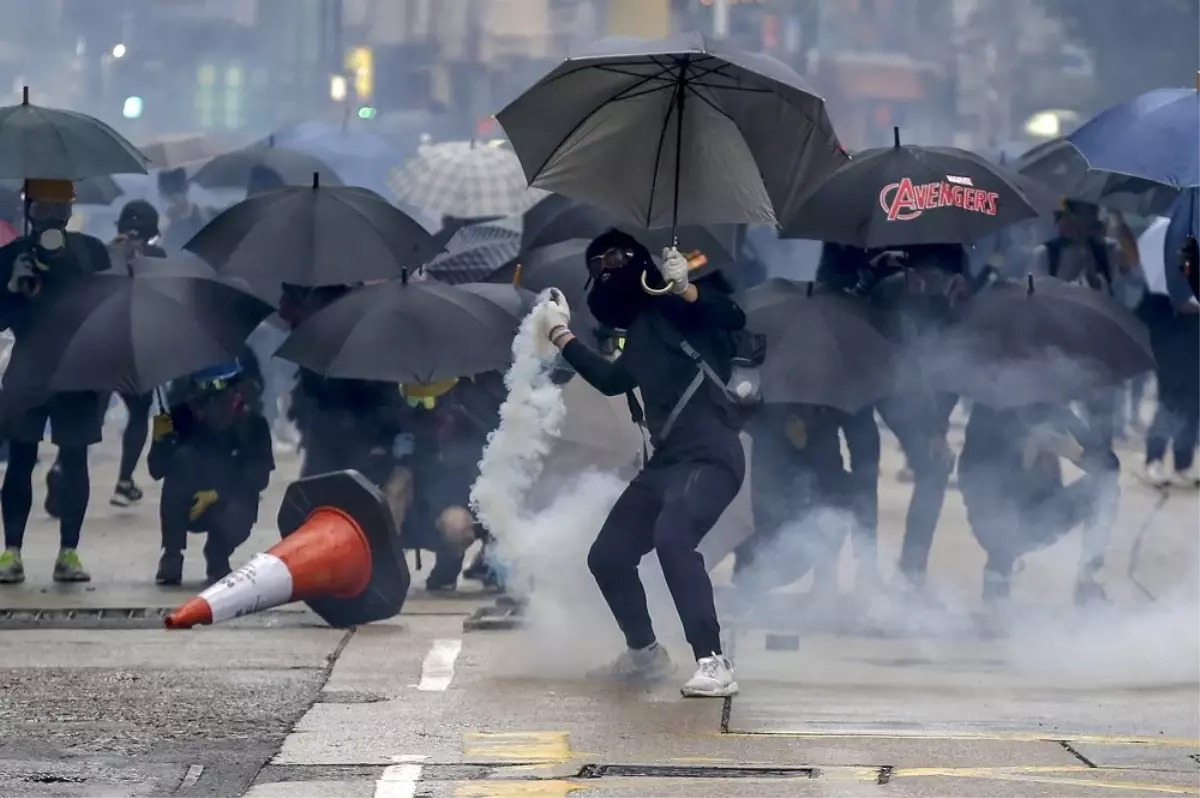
(1143, 460, 1171, 488)
(681, 654, 739, 698)
(1174, 466, 1200, 489)
(586, 644, 676, 685)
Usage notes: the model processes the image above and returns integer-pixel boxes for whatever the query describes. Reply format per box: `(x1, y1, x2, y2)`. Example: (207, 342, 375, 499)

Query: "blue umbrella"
(1068, 88, 1199, 188)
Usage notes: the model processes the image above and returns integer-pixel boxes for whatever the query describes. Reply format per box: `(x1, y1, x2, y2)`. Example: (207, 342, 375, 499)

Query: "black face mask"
(586, 261, 647, 330)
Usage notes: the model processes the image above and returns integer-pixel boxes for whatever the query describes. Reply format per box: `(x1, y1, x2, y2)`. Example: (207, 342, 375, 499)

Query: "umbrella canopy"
(927, 276, 1155, 407)
(1, 269, 273, 395)
(488, 238, 601, 342)
(782, 128, 1040, 248)
(1067, 87, 1199, 188)
(388, 140, 546, 218)
(740, 279, 898, 412)
(456, 282, 537, 321)
(1013, 138, 1180, 216)
(423, 217, 522, 285)
(139, 133, 235, 170)
(0, 88, 149, 180)
(0, 174, 124, 206)
(275, 278, 519, 383)
(520, 193, 741, 268)
(497, 32, 846, 231)
(260, 122, 404, 200)
(189, 145, 342, 190)
(184, 178, 439, 301)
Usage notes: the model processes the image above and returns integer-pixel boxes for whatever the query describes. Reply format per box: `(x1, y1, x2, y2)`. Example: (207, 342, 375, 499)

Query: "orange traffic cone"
(166, 470, 410, 629)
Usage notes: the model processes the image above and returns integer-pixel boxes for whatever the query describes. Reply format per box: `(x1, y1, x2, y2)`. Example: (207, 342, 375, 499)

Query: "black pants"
(877, 393, 958, 582)
(118, 392, 152, 483)
(1137, 400, 1195, 470)
(160, 476, 257, 566)
(588, 454, 742, 661)
(3, 443, 88, 549)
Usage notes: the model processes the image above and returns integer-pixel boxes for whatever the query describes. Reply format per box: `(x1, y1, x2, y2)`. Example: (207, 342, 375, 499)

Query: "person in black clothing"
(540, 229, 746, 698)
(149, 360, 274, 585)
(734, 403, 879, 604)
(0, 179, 112, 584)
(157, 167, 213, 253)
(958, 402, 1119, 606)
(1140, 293, 1200, 487)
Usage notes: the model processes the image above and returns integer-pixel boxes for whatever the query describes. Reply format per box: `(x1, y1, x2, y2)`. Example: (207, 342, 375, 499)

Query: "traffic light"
(346, 46, 374, 102)
(357, 106, 376, 120)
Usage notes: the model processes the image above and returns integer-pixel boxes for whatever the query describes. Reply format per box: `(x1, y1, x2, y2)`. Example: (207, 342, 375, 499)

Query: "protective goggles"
(587, 247, 635, 277)
(195, 376, 235, 392)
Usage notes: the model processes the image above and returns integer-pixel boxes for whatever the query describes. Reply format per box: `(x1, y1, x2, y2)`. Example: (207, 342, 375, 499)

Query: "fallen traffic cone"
(165, 470, 411, 629)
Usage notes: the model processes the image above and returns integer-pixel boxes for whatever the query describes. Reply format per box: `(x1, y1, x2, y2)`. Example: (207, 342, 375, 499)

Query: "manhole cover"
(577, 764, 818, 779)
(0, 607, 309, 630)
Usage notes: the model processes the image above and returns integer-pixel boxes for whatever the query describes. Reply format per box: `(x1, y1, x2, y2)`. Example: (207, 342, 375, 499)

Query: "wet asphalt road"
(0, 420, 1195, 797)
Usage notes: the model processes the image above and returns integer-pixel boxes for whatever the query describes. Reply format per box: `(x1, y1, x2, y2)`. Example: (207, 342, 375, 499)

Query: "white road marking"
(181, 764, 204, 788)
(418, 638, 463, 691)
(374, 756, 426, 798)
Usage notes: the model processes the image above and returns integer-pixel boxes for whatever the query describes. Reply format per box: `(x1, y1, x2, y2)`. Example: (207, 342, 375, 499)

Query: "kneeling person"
(149, 362, 274, 585)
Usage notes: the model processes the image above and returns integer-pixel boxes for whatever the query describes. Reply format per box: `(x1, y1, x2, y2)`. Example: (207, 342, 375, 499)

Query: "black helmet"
(117, 199, 160, 240)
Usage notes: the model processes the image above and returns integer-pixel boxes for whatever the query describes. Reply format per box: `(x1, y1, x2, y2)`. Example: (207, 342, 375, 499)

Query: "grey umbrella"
(496, 32, 847, 233)
(1014, 138, 1180, 216)
(0, 88, 149, 180)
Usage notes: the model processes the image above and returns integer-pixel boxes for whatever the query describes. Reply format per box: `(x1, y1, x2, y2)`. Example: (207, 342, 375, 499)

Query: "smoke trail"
(469, 294, 568, 596)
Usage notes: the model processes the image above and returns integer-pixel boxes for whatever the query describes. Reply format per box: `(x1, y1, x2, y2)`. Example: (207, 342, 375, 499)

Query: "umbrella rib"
(644, 66, 686, 229)
(591, 64, 681, 85)
(527, 64, 683, 184)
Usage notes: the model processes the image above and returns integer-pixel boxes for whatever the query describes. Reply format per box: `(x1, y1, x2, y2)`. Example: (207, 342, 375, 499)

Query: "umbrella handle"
(640, 270, 674, 296)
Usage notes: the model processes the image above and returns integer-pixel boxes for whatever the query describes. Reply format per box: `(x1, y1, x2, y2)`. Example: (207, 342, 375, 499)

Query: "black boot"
(203, 538, 232, 586)
(155, 550, 184, 586)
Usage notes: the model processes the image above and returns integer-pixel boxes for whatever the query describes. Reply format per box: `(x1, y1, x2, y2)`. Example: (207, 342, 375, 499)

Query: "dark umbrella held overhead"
(189, 144, 342, 190)
(139, 133, 236, 170)
(0, 269, 274, 396)
(926, 275, 1155, 408)
(782, 127, 1040, 248)
(184, 175, 440, 301)
(488, 238, 601, 342)
(498, 32, 847, 235)
(275, 276, 519, 384)
(740, 278, 898, 412)
(456, 282, 537, 322)
(1012, 137, 1180, 216)
(0, 87, 149, 180)
(520, 193, 742, 270)
(422, 216, 522, 285)
(1067, 86, 1198, 189)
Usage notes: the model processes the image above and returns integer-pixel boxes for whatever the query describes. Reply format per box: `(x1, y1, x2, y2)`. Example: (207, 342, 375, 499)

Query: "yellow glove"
(152, 413, 173, 441)
(189, 489, 219, 522)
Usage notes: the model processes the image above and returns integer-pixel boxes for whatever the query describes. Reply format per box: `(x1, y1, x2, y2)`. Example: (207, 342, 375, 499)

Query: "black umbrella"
(1013, 137, 1180, 216)
(275, 277, 519, 384)
(0, 87, 149, 180)
(520, 193, 742, 270)
(456, 282, 537, 322)
(925, 275, 1155, 408)
(741, 279, 898, 412)
(189, 145, 342, 190)
(423, 217, 522, 285)
(0, 175, 124, 206)
(1, 270, 273, 396)
(782, 128, 1040, 248)
(497, 33, 846, 234)
(184, 176, 440, 301)
(488, 238, 601, 341)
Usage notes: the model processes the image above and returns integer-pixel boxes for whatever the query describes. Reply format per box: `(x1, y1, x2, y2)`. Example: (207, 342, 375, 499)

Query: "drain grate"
(576, 764, 818, 779)
(0, 607, 306, 630)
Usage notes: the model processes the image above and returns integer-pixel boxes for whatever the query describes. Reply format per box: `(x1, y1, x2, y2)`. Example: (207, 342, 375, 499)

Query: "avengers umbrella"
(782, 128, 1040, 248)
(740, 279, 898, 412)
(1067, 87, 1199, 188)
(1, 269, 273, 395)
(275, 277, 519, 384)
(497, 32, 846, 233)
(184, 175, 440, 301)
(521, 193, 741, 269)
(0, 87, 149, 180)
(928, 275, 1155, 408)
(1013, 137, 1180, 216)
(388, 140, 546, 218)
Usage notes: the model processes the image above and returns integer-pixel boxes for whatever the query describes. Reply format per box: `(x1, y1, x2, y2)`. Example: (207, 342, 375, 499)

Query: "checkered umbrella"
(388, 141, 547, 218)
(422, 216, 522, 285)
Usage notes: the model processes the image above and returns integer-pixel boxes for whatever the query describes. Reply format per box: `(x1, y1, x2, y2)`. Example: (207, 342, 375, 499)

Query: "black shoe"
(110, 481, 144, 507)
(155, 551, 184, 586)
(425, 577, 458, 593)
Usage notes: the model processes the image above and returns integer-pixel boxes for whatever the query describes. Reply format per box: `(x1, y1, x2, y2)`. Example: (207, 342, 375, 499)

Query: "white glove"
(659, 247, 690, 294)
(530, 288, 572, 362)
(6, 254, 37, 294)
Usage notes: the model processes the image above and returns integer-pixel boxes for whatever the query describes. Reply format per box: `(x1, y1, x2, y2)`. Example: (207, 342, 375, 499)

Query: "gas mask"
(28, 201, 71, 259)
(586, 244, 650, 330)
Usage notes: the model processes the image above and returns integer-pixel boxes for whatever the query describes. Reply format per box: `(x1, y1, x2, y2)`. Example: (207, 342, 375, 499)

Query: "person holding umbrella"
(157, 167, 214, 254)
(148, 360, 274, 585)
(538, 229, 750, 698)
(0, 179, 113, 584)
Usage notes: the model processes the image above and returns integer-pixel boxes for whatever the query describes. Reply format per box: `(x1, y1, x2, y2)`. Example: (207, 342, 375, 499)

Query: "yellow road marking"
(896, 765, 1095, 777)
(896, 770, 1200, 795)
(455, 780, 583, 798)
(716, 730, 1200, 747)
(464, 732, 573, 763)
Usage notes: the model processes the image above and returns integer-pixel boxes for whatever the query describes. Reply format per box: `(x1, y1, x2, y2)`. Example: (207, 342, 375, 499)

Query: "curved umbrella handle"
(640, 270, 674, 296)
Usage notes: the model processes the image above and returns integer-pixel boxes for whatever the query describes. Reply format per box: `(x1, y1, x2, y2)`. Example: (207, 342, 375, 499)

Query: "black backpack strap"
(624, 390, 650, 466)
